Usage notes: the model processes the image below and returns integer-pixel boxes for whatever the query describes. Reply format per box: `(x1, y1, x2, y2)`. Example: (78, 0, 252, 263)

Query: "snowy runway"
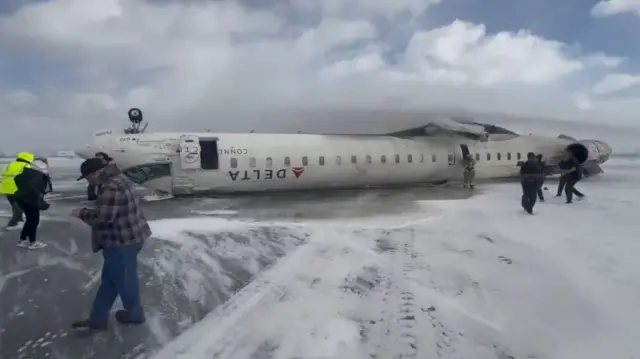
(2, 157, 639, 359)
(150, 159, 640, 359)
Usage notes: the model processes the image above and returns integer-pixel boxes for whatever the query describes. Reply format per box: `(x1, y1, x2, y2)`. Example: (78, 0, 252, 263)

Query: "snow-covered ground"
(146, 157, 640, 359)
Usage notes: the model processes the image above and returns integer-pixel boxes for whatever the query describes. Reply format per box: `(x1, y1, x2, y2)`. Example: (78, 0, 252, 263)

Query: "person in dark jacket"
(71, 158, 151, 330)
(87, 152, 113, 201)
(560, 153, 585, 203)
(535, 154, 545, 202)
(520, 152, 542, 214)
(13, 166, 50, 249)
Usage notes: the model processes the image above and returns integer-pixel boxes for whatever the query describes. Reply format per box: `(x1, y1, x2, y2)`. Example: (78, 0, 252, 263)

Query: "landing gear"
(124, 108, 148, 134)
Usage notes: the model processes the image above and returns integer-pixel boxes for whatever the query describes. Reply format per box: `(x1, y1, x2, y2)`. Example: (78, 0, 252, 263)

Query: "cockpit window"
(122, 163, 171, 184)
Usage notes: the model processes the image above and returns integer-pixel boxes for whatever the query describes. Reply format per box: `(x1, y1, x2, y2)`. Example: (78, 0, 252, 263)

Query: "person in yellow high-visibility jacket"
(1, 152, 34, 229)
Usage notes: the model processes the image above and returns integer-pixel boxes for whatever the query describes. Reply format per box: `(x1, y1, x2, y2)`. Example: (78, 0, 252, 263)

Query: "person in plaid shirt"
(70, 158, 152, 330)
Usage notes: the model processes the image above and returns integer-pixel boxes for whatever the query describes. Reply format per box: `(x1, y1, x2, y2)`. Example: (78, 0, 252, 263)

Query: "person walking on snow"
(462, 153, 476, 189)
(0, 152, 34, 230)
(13, 160, 51, 249)
(520, 152, 542, 214)
(71, 157, 152, 330)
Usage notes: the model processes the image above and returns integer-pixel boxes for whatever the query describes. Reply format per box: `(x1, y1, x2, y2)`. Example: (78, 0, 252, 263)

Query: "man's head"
(95, 152, 113, 164)
(16, 152, 34, 163)
(77, 158, 107, 184)
(527, 152, 536, 160)
(536, 154, 543, 161)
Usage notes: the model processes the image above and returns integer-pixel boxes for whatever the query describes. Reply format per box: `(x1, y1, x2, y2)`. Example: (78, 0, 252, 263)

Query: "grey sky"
(1, 0, 640, 153)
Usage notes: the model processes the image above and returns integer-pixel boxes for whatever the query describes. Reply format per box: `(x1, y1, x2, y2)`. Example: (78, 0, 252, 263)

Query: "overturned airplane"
(75, 109, 612, 196)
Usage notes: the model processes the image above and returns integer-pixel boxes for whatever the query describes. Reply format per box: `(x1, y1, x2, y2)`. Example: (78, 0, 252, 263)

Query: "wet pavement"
(0, 159, 476, 359)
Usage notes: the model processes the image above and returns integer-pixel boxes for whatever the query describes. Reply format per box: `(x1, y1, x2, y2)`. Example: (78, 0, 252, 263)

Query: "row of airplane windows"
(226, 151, 525, 169)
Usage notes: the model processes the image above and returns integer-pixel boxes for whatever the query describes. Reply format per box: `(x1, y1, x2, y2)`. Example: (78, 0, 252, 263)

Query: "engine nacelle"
(565, 142, 589, 164)
(566, 140, 612, 164)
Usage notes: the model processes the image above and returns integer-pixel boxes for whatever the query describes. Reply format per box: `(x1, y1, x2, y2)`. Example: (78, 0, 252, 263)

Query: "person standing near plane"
(462, 153, 476, 189)
(520, 152, 542, 214)
(87, 152, 113, 201)
(535, 154, 545, 202)
(13, 160, 51, 249)
(1, 152, 34, 230)
(560, 152, 585, 204)
(71, 157, 151, 330)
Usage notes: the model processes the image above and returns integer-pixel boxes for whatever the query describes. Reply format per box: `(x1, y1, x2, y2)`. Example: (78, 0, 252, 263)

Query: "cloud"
(591, 73, 640, 95)
(0, 0, 637, 152)
(591, 0, 640, 17)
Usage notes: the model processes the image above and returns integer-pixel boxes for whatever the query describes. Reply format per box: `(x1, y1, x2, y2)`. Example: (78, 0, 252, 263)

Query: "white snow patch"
(143, 192, 174, 202)
(150, 159, 640, 359)
(190, 209, 238, 216)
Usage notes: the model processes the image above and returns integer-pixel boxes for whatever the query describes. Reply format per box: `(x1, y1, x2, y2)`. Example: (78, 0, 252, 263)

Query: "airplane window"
(432, 154, 436, 162)
(486, 153, 491, 161)
(230, 158, 238, 168)
(497, 153, 501, 161)
(266, 157, 273, 168)
(336, 156, 342, 165)
(381, 155, 386, 163)
(249, 157, 256, 168)
(366, 155, 372, 164)
(319, 156, 325, 166)
(408, 154, 413, 163)
(517, 153, 521, 160)
(284, 157, 290, 166)
(302, 156, 308, 166)
(351, 155, 357, 164)
(420, 154, 424, 163)
(475, 153, 480, 161)
(507, 152, 511, 160)
(395, 154, 400, 163)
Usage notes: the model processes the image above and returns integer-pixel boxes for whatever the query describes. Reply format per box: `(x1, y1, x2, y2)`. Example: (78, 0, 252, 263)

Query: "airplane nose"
(75, 147, 95, 159)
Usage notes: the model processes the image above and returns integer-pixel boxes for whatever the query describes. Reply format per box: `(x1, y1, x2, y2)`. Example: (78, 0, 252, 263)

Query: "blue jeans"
(90, 243, 145, 325)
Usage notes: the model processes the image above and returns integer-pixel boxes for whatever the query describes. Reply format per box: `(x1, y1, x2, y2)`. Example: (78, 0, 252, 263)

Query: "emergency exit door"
(179, 135, 201, 170)
(459, 144, 470, 158)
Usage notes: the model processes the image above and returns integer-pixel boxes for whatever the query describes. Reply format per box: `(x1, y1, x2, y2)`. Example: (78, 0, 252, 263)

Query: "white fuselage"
(76, 130, 611, 195)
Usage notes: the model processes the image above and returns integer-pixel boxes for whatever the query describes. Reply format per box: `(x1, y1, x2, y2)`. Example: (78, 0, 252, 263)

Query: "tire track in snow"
(365, 227, 472, 359)
(364, 228, 435, 359)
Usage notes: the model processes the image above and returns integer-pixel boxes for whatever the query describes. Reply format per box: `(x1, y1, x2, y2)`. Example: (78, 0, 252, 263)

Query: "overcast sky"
(1, 0, 640, 152)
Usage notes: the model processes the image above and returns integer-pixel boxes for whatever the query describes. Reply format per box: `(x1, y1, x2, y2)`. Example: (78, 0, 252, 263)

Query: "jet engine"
(565, 142, 589, 164)
(561, 139, 612, 177)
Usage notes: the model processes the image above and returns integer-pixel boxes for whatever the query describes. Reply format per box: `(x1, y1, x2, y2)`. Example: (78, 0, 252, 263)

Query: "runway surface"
(0, 158, 475, 359)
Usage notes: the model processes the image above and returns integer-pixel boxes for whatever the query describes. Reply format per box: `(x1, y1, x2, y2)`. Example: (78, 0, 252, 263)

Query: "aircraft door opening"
(199, 139, 219, 170)
(179, 136, 201, 170)
(460, 144, 470, 158)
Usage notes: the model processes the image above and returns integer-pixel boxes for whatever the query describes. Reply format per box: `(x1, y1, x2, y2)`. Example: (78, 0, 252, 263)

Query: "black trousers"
(521, 181, 539, 213)
(564, 178, 584, 203)
(556, 176, 567, 196)
(537, 178, 545, 200)
(5, 195, 23, 226)
(17, 201, 40, 243)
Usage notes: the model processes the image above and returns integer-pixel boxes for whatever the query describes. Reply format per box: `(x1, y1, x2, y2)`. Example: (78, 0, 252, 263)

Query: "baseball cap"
(77, 158, 106, 181)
